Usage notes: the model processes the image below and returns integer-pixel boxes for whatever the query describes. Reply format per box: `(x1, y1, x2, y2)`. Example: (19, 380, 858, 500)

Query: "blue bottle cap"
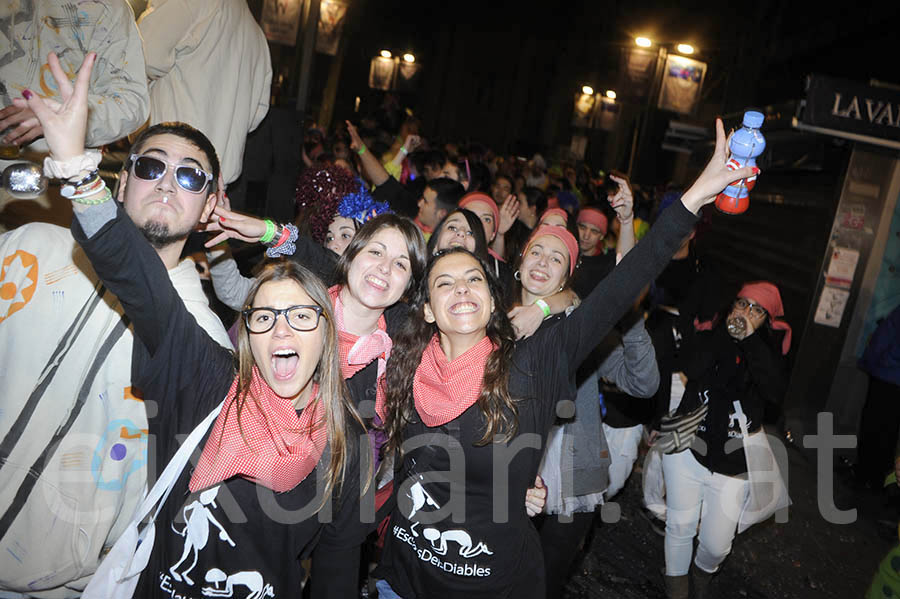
(743, 110, 764, 129)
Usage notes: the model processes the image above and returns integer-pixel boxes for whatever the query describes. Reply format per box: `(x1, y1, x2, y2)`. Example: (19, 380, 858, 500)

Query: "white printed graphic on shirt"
(201, 569, 275, 598)
(159, 486, 276, 597)
(393, 475, 494, 577)
(421, 527, 493, 558)
(406, 477, 440, 519)
(727, 409, 750, 439)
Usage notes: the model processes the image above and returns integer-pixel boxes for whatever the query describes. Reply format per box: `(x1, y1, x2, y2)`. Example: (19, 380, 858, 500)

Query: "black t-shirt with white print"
(374, 201, 699, 598)
(72, 207, 368, 599)
(674, 326, 786, 477)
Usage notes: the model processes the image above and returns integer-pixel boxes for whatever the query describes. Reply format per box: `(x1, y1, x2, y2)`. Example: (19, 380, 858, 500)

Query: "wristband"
(266, 224, 299, 258)
(259, 219, 277, 244)
(535, 298, 551, 318)
(71, 187, 112, 206)
(61, 170, 101, 198)
(357, 145, 367, 156)
(67, 177, 106, 200)
(399, 146, 409, 155)
(43, 150, 102, 180)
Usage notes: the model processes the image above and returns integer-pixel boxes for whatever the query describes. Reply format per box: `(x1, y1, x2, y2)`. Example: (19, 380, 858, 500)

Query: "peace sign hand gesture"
(16, 52, 95, 162)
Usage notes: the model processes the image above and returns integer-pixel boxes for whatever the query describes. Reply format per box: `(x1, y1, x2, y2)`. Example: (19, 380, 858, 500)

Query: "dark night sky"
(352, 0, 900, 107)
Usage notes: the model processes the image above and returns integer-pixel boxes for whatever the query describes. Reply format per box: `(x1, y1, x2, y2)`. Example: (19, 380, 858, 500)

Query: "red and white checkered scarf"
(412, 334, 495, 427)
(330, 285, 392, 418)
(189, 369, 326, 493)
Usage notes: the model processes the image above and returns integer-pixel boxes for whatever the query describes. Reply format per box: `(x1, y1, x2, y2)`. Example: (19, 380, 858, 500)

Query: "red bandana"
(189, 369, 327, 493)
(412, 334, 495, 427)
(330, 285, 392, 417)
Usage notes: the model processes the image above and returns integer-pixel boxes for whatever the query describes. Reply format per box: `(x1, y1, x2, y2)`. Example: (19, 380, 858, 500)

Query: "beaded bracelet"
(61, 170, 101, 198)
(535, 298, 551, 318)
(266, 223, 299, 258)
(71, 187, 112, 206)
(67, 176, 106, 200)
(259, 219, 277, 244)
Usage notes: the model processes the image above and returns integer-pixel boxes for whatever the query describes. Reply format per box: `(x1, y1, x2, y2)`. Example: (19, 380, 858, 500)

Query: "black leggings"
(538, 510, 597, 597)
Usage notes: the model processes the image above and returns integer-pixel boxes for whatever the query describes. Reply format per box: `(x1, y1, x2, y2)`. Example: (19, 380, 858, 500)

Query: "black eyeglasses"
(129, 154, 212, 193)
(242, 305, 324, 333)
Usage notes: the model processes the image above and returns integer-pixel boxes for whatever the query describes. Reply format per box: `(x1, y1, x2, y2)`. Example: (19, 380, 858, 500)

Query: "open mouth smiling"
(271, 348, 299, 380)
(449, 301, 479, 315)
(365, 274, 389, 290)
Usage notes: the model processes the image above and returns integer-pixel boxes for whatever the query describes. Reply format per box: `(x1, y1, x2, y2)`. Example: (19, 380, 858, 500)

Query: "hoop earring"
(514, 270, 521, 281)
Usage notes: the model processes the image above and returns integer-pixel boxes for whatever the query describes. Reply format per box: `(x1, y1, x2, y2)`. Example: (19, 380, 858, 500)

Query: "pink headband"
(459, 192, 500, 233)
(738, 281, 792, 354)
(576, 207, 608, 236)
(525, 224, 579, 275)
(539, 208, 569, 225)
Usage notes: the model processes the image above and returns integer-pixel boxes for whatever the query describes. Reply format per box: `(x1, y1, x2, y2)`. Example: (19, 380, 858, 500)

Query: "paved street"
(561, 443, 892, 598)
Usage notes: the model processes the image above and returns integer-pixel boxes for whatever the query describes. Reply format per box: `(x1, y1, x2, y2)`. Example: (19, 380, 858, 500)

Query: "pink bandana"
(412, 334, 495, 427)
(189, 371, 326, 493)
(330, 285, 392, 416)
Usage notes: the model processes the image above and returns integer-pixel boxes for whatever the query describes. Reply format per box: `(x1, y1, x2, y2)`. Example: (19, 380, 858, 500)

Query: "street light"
(605, 90, 617, 100)
(403, 53, 415, 63)
(677, 43, 694, 55)
(582, 85, 594, 96)
(635, 37, 652, 48)
(380, 50, 392, 58)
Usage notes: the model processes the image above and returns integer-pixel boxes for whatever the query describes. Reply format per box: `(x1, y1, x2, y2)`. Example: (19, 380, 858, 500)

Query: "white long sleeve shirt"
(138, 0, 272, 184)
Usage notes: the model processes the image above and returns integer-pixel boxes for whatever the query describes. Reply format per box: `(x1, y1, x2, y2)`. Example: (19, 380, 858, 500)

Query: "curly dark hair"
(294, 165, 361, 244)
(382, 248, 518, 457)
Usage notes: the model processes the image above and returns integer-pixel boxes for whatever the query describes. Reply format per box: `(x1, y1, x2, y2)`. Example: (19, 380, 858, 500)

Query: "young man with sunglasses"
(0, 116, 231, 597)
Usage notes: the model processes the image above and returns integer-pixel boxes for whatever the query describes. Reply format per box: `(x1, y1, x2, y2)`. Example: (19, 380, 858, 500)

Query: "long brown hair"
(232, 259, 369, 507)
(383, 248, 518, 457)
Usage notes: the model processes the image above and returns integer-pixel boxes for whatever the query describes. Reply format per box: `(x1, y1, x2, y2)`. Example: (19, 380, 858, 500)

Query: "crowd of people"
(0, 5, 805, 599)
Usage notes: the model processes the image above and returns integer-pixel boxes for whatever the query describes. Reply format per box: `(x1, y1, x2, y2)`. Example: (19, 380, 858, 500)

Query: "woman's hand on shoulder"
(508, 303, 544, 340)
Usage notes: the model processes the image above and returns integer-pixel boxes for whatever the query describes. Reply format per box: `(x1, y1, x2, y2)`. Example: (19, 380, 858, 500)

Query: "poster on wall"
(593, 97, 620, 131)
(572, 92, 596, 128)
(261, 0, 302, 46)
(316, 0, 347, 55)
(369, 57, 395, 91)
(395, 61, 423, 93)
(657, 54, 706, 115)
(814, 286, 851, 327)
(824, 246, 860, 289)
(620, 48, 657, 99)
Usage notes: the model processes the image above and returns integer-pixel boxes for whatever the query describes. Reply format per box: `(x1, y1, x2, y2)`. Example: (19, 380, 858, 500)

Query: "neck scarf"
(189, 369, 326, 493)
(412, 334, 495, 427)
(330, 285, 392, 417)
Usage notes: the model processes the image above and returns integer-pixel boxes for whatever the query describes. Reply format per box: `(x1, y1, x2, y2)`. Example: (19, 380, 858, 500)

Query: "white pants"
(603, 423, 643, 498)
(662, 450, 749, 576)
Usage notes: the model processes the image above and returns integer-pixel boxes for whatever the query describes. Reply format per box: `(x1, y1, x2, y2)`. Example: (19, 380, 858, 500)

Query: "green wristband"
(357, 145, 367, 156)
(535, 298, 551, 318)
(259, 219, 277, 244)
(71, 187, 112, 206)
